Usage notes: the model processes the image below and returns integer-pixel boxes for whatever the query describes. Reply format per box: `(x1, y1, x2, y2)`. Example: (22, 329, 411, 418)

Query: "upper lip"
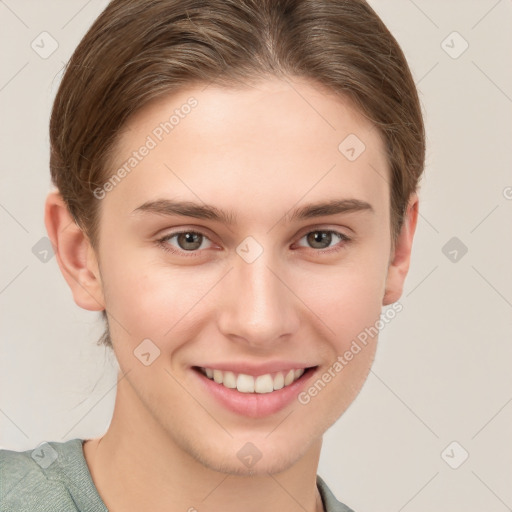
(193, 361, 317, 376)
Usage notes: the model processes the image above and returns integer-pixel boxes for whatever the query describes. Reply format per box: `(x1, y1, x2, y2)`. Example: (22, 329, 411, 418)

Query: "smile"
(197, 366, 307, 393)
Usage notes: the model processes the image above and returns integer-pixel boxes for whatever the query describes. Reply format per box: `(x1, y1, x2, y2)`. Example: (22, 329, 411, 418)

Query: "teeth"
(273, 372, 284, 390)
(237, 374, 255, 393)
(284, 369, 295, 386)
(199, 366, 308, 393)
(213, 369, 223, 384)
(223, 371, 237, 389)
(254, 374, 274, 394)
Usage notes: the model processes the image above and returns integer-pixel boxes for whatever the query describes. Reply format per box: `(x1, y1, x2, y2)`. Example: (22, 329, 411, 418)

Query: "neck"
(83, 372, 325, 512)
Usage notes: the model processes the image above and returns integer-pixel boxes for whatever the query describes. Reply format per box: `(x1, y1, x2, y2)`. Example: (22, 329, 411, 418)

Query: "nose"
(217, 247, 300, 349)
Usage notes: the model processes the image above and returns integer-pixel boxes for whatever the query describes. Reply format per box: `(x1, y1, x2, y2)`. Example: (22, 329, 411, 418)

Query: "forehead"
(103, 77, 390, 224)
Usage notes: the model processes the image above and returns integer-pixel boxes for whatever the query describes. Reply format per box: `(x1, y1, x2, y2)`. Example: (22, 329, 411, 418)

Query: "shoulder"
(316, 474, 357, 512)
(0, 438, 104, 512)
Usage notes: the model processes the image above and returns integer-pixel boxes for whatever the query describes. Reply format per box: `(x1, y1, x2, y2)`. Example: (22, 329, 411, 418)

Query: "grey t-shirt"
(0, 439, 355, 511)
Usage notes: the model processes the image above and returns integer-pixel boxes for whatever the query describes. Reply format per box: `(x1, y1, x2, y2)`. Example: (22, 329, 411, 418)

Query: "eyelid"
(156, 225, 218, 244)
(295, 229, 349, 244)
(294, 223, 353, 239)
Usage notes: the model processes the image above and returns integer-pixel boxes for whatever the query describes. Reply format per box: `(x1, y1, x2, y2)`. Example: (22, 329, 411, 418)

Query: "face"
(83, 77, 404, 474)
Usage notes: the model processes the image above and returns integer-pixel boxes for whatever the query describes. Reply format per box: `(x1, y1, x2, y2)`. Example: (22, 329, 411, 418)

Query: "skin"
(45, 77, 418, 512)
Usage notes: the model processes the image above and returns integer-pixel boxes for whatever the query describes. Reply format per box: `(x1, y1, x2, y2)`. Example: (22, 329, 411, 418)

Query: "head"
(45, 0, 424, 475)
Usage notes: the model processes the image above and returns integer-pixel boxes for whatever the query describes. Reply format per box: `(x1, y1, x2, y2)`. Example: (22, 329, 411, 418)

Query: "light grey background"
(1, 1, 511, 511)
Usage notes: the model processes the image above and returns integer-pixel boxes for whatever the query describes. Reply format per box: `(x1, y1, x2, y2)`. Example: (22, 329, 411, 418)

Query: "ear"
(44, 190, 105, 311)
(382, 193, 419, 306)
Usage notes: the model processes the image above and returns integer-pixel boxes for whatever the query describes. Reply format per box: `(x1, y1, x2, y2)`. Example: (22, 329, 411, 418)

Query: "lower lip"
(192, 367, 318, 418)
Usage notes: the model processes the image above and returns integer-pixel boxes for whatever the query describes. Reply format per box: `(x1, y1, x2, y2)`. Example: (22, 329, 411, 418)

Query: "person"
(0, 0, 425, 510)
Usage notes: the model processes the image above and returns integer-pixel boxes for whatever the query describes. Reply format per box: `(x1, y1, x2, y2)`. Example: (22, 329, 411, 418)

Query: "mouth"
(192, 364, 318, 417)
(193, 366, 315, 394)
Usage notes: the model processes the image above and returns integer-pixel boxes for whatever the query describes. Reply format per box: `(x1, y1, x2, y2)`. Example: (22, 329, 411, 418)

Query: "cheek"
(300, 253, 389, 348)
(100, 249, 211, 348)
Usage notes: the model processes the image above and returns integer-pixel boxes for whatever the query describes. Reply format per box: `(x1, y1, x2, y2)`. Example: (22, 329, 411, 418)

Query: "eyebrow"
(131, 198, 374, 224)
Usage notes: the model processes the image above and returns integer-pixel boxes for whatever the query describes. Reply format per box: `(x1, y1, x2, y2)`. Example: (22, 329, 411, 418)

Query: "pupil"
(180, 232, 201, 250)
(308, 231, 330, 248)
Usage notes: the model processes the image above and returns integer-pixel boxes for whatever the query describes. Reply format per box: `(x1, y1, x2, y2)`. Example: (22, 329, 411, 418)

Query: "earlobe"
(382, 193, 419, 306)
(44, 190, 105, 312)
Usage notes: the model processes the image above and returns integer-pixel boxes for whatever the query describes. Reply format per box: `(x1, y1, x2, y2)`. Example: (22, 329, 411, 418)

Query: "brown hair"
(49, 0, 425, 349)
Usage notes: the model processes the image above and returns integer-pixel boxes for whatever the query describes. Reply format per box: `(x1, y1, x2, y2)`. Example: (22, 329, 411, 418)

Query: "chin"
(201, 452, 300, 477)
(184, 435, 309, 477)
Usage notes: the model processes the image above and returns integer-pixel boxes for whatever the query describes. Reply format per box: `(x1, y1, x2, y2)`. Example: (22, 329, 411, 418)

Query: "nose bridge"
(217, 244, 299, 345)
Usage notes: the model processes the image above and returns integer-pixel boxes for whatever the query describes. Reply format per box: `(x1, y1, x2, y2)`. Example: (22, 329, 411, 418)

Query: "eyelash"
(155, 228, 352, 257)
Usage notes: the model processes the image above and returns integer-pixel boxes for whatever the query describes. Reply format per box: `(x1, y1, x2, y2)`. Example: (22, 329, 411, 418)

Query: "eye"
(156, 228, 351, 257)
(295, 230, 350, 253)
(157, 230, 214, 256)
